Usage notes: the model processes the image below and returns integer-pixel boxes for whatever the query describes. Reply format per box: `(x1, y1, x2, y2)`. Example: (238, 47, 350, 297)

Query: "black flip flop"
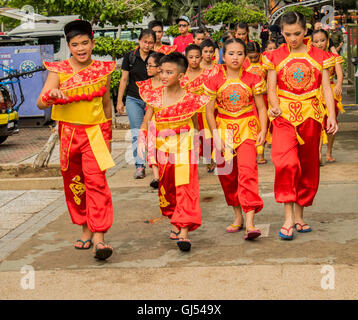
(177, 238, 191, 252)
(170, 230, 180, 240)
(94, 242, 113, 260)
(74, 239, 92, 250)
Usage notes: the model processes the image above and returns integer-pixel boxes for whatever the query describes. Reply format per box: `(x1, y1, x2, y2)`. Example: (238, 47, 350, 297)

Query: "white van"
(5, 12, 153, 61)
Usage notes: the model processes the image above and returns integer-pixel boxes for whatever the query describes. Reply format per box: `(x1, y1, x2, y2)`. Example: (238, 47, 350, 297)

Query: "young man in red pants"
(138, 52, 210, 251)
(37, 20, 116, 260)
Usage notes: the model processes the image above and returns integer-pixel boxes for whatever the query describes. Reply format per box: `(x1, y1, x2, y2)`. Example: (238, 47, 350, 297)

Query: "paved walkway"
(0, 99, 357, 300)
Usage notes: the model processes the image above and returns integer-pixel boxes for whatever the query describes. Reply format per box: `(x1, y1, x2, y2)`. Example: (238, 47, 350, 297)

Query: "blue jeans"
(126, 96, 146, 168)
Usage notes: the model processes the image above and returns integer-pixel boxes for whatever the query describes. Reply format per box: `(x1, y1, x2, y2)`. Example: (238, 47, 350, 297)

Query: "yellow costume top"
(43, 59, 116, 124)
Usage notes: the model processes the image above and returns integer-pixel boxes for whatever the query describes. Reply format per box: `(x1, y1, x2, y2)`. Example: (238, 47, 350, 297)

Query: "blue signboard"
(0, 45, 54, 118)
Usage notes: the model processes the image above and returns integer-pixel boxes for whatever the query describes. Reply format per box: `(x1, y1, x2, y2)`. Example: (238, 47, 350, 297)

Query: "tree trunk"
(33, 123, 59, 168)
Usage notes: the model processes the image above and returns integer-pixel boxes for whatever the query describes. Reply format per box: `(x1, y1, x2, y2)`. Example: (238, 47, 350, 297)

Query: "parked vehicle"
(0, 63, 45, 144)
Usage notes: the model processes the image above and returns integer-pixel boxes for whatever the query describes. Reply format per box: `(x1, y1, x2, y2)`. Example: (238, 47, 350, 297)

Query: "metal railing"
(347, 24, 358, 85)
(269, 0, 331, 25)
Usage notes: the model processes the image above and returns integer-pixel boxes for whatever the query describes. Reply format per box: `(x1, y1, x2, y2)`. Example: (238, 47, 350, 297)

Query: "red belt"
(156, 125, 191, 138)
(217, 111, 254, 120)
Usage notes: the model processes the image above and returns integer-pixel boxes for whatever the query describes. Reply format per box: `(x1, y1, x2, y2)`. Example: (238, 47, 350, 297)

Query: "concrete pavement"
(0, 102, 357, 300)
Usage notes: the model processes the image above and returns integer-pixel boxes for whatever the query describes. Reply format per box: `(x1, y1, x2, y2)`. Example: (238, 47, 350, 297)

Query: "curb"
(0, 195, 67, 262)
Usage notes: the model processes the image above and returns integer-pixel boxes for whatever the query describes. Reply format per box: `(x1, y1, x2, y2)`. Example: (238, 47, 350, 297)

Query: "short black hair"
(193, 28, 205, 38)
(139, 29, 156, 42)
(222, 31, 234, 43)
(265, 39, 278, 50)
(64, 20, 93, 43)
(280, 11, 306, 30)
(200, 39, 216, 51)
(159, 52, 188, 74)
(148, 51, 165, 66)
(236, 22, 249, 32)
(185, 44, 202, 56)
(223, 38, 247, 56)
(247, 41, 261, 54)
(148, 20, 163, 31)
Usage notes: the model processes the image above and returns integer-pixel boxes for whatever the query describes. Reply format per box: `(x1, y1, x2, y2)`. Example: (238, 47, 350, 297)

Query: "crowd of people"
(37, 10, 344, 260)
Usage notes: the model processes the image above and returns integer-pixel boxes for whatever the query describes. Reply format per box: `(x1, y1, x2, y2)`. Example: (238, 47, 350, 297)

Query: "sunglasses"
(178, 24, 188, 28)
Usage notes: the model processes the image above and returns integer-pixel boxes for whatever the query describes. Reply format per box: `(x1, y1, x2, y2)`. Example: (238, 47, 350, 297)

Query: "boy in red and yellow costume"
(148, 20, 177, 55)
(181, 44, 218, 172)
(138, 52, 210, 252)
(37, 20, 116, 260)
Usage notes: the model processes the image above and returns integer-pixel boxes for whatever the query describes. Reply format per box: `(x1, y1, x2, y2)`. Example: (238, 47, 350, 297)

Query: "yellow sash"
(85, 125, 115, 171)
(156, 120, 194, 187)
(319, 84, 345, 114)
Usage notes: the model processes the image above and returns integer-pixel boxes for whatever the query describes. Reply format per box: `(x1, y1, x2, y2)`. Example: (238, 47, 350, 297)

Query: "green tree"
(284, 5, 314, 21)
(204, 1, 267, 26)
(1, 0, 152, 29)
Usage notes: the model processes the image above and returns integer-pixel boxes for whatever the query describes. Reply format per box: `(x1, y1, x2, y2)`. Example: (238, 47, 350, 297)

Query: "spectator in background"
(174, 16, 193, 54)
(329, 20, 344, 54)
(193, 28, 206, 47)
(218, 31, 234, 64)
(269, 24, 285, 46)
(116, 29, 156, 179)
(260, 23, 269, 52)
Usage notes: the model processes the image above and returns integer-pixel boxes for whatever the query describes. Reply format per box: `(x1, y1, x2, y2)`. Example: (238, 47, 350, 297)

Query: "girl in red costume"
(263, 12, 338, 240)
(244, 41, 269, 165)
(138, 52, 210, 251)
(37, 20, 116, 260)
(181, 44, 216, 172)
(311, 29, 344, 165)
(204, 38, 268, 240)
(137, 52, 165, 189)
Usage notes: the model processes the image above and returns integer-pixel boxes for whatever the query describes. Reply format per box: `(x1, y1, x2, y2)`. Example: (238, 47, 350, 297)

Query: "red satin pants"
(216, 139, 263, 213)
(271, 117, 321, 207)
(157, 149, 201, 232)
(59, 121, 113, 233)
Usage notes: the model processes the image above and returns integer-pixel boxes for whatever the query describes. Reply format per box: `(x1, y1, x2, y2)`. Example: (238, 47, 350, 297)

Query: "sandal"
(207, 162, 216, 173)
(257, 158, 267, 164)
(226, 224, 243, 233)
(244, 227, 261, 240)
(169, 229, 181, 240)
(74, 239, 92, 250)
(294, 223, 312, 233)
(177, 238, 191, 252)
(279, 226, 294, 240)
(325, 157, 336, 163)
(150, 179, 159, 189)
(94, 242, 113, 260)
